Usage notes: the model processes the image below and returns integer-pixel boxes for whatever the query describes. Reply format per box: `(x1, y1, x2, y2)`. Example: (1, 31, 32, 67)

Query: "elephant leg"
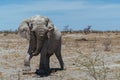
(55, 49, 64, 70)
(45, 54, 52, 71)
(39, 54, 51, 71)
(39, 54, 46, 70)
(38, 54, 51, 75)
(36, 54, 50, 76)
(36, 43, 50, 75)
(24, 54, 33, 67)
(23, 54, 33, 71)
(35, 55, 46, 75)
(46, 55, 50, 70)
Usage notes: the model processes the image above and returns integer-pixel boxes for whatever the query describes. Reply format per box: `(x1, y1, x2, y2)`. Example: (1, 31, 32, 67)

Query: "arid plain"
(0, 32, 120, 80)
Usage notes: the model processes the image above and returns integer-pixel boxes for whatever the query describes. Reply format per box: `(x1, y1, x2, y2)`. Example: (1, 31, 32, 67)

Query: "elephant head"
(18, 15, 54, 40)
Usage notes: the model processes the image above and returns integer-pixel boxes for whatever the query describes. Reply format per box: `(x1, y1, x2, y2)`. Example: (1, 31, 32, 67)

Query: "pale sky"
(0, 0, 120, 31)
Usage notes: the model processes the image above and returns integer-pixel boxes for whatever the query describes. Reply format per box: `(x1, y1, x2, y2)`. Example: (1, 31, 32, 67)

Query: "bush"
(75, 50, 109, 80)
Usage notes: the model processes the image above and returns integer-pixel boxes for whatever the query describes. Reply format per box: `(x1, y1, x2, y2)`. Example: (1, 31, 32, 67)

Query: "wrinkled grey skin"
(18, 15, 64, 74)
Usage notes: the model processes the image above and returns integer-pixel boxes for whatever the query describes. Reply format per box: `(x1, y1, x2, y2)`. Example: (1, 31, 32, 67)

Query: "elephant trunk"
(31, 39, 45, 56)
(27, 31, 37, 55)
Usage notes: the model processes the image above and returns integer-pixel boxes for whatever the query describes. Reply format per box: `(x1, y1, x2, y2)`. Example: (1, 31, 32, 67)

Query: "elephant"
(18, 15, 64, 75)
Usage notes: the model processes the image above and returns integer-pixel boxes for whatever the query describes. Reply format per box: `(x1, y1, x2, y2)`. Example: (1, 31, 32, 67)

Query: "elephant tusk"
(48, 27, 54, 32)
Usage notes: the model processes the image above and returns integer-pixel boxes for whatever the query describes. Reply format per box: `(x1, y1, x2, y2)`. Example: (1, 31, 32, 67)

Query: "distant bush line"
(0, 30, 18, 34)
(0, 30, 120, 34)
(62, 30, 120, 34)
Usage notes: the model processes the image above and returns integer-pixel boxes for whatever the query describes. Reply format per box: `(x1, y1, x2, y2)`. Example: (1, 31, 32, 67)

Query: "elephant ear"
(45, 18, 55, 39)
(47, 27, 54, 39)
(26, 21, 33, 31)
(46, 18, 54, 28)
(18, 21, 33, 40)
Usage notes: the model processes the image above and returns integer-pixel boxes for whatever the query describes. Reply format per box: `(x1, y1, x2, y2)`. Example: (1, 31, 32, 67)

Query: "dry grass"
(0, 72, 2, 77)
(0, 32, 120, 80)
(115, 61, 120, 64)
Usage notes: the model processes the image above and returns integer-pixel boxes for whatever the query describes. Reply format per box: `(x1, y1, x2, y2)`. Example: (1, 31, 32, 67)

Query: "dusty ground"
(0, 32, 120, 80)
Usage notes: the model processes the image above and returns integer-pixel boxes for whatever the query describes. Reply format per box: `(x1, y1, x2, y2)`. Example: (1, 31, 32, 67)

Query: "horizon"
(0, 0, 120, 31)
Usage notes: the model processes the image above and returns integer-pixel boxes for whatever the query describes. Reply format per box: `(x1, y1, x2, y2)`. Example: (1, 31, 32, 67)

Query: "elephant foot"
(22, 66, 31, 73)
(60, 67, 64, 70)
(35, 69, 50, 77)
(24, 57, 30, 66)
